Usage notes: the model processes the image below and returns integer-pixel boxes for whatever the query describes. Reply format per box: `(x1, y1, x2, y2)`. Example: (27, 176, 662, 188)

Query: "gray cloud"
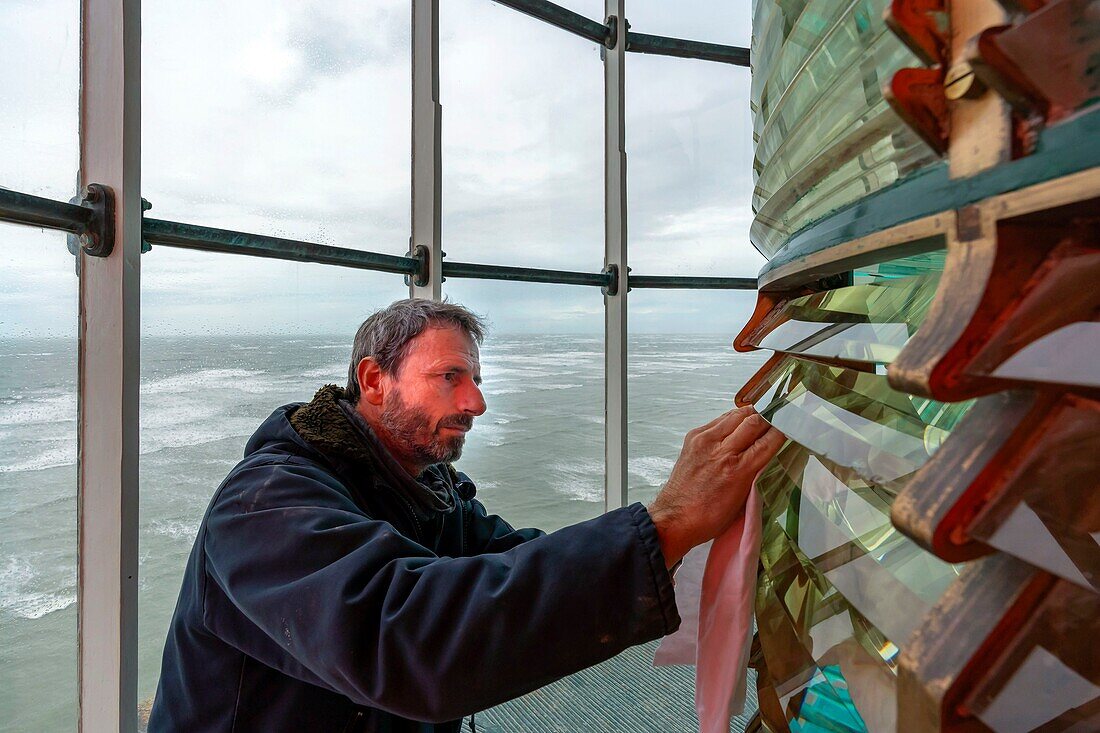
(1, 0, 760, 338)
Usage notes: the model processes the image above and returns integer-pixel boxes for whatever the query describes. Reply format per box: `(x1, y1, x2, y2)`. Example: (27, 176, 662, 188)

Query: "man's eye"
(443, 372, 456, 382)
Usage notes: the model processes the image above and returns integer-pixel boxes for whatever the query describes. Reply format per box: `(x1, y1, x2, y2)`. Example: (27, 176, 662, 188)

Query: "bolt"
(78, 232, 98, 251)
(944, 62, 986, 100)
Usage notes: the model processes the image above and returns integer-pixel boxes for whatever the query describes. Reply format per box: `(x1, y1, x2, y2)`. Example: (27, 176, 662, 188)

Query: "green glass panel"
(751, 355, 973, 487)
(757, 521, 900, 732)
(853, 251, 946, 283)
(748, 272, 941, 365)
(758, 443, 960, 641)
(750, 0, 942, 257)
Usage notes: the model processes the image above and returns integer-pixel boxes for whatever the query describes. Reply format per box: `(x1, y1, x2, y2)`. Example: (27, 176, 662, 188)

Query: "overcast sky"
(0, 0, 760, 338)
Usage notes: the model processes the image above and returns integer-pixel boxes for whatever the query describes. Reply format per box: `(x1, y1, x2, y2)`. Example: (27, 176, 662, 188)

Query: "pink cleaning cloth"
(653, 483, 763, 733)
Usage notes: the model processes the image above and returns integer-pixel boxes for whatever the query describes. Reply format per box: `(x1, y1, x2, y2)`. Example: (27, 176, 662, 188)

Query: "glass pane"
(627, 290, 770, 506)
(628, 0, 751, 47)
(138, 250, 409, 716)
(142, 0, 411, 253)
(0, 225, 78, 730)
(440, 0, 604, 271)
(749, 273, 941, 364)
(747, 355, 973, 488)
(441, 279, 604, 531)
(627, 51, 762, 277)
(758, 443, 960, 641)
(750, 0, 941, 257)
(756, 521, 900, 733)
(0, 0, 79, 199)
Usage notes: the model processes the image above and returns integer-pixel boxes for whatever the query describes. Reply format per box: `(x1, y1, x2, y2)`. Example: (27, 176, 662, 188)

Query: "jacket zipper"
(342, 710, 364, 732)
(395, 493, 423, 544)
(461, 500, 471, 556)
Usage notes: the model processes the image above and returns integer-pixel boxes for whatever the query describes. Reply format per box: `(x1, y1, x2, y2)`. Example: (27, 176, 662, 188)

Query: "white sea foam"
(0, 393, 77, 427)
(149, 518, 200, 542)
(549, 458, 604, 502)
(298, 362, 347, 380)
(142, 368, 268, 395)
(0, 443, 76, 473)
(629, 455, 675, 488)
(483, 386, 526, 396)
(470, 422, 509, 448)
(0, 557, 76, 620)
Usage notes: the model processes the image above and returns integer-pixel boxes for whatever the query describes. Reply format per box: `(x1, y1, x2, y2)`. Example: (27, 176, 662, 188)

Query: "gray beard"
(378, 389, 469, 467)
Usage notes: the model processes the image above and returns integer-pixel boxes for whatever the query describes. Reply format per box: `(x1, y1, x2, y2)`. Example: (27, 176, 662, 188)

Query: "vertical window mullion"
(410, 0, 443, 300)
(77, 0, 141, 729)
(604, 0, 628, 512)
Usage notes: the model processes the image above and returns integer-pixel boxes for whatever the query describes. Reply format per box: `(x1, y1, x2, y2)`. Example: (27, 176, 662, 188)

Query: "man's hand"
(647, 407, 785, 569)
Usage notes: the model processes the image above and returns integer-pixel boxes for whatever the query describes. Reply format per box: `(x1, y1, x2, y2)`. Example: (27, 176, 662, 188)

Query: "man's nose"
(459, 380, 487, 416)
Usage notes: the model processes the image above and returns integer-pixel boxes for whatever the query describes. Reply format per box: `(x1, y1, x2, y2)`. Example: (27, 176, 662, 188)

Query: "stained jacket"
(149, 385, 680, 732)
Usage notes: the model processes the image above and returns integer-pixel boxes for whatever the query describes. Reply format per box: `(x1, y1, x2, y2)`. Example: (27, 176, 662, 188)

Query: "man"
(149, 299, 784, 732)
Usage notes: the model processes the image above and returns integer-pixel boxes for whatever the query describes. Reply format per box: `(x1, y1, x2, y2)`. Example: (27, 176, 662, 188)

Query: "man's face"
(377, 326, 486, 470)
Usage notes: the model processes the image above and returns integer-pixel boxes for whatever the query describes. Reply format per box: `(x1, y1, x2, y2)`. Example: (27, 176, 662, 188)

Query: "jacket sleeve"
(464, 497, 545, 554)
(201, 459, 680, 724)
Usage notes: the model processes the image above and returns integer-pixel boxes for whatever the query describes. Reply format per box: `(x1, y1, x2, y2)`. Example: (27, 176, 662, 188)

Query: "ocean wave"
(469, 422, 510, 448)
(0, 393, 77, 427)
(0, 557, 76, 620)
(549, 458, 604, 502)
(140, 423, 254, 455)
(297, 363, 348, 380)
(149, 518, 200, 542)
(629, 455, 675, 488)
(142, 368, 270, 395)
(0, 443, 76, 473)
(483, 386, 526, 396)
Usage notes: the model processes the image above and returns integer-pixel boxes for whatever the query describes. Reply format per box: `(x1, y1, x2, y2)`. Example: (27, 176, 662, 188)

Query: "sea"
(0, 333, 769, 731)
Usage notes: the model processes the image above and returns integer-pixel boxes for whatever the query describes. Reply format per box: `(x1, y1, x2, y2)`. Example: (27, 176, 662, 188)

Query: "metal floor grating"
(476, 640, 757, 732)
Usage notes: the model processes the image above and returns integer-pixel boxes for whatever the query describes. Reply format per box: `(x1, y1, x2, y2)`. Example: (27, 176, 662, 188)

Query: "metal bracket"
(66, 183, 116, 258)
(885, 66, 950, 155)
(604, 15, 618, 50)
(885, 0, 948, 67)
(602, 263, 619, 296)
(405, 243, 431, 288)
(140, 197, 153, 253)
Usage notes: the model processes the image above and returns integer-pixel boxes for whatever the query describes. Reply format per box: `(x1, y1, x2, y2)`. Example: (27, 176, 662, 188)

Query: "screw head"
(944, 62, 986, 101)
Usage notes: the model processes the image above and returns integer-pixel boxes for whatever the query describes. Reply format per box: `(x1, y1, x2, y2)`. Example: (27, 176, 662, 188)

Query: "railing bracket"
(604, 15, 618, 49)
(67, 183, 116, 258)
(406, 243, 431, 288)
(602, 263, 619, 296)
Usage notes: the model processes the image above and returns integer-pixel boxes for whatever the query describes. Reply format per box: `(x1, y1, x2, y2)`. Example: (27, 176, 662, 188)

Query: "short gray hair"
(345, 299, 487, 403)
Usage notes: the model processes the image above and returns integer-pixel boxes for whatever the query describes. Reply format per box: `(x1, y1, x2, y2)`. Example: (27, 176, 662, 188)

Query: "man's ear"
(356, 358, 385, 406)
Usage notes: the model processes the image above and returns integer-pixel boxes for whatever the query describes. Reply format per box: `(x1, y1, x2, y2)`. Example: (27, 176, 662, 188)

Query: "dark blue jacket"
(149, 387, 680, 732)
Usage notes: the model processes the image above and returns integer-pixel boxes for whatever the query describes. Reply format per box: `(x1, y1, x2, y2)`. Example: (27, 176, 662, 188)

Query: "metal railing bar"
(630, 275, 757, 289)
(0, 187, 94, 234)
(142, 218, 419, 276)
(442, 260, 610, 287)
(626, 32, 750, 66)
(1, 188, 761, 290)
(489, 0, 609, 46)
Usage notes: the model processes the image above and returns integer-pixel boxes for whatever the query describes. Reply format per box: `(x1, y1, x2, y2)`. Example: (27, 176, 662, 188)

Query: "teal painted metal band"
(759, 107, 1100, 282)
